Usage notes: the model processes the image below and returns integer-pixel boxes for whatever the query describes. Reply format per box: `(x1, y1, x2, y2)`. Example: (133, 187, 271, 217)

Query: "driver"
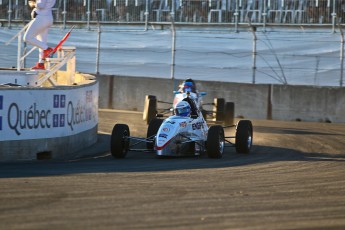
(179, 78, 197, 93)
(174, 101, 191, 117)
(182, 94, 198, 117)
(174, 95, 198, 117)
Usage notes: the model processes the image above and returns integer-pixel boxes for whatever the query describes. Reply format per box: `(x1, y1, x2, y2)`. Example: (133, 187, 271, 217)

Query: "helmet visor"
(176, 106, 190, 116)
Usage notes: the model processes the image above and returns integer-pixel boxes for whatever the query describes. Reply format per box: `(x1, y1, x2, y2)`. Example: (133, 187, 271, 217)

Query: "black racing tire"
(201, 109, 207, 120)
(111, 124, 130, 158)
(235, 120, 253, 154)
(143, 95, 157, 125)
(207, 125, 225, 158)
(146, 118, 164, 150)
(224, 102, 235, 126)
(214, 98, 225, 122)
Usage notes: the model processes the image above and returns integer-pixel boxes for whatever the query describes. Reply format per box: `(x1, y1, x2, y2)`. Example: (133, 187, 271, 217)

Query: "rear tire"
(235, 120, 253, 154)
(201, 109, 207, 120)
(146, 118, 163, 149)
(143, 95, 157, 125)
(111, 124, 130, 158)
(224, 102, 235, 126)
(207, 125, 225, 158)
(214, 98, 225, 122)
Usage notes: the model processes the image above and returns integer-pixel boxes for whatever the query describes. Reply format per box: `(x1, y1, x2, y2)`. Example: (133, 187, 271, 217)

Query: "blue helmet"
(180, 78, 197, 93)
(174, 101, 191, 117)
(183, 82, 194, 93)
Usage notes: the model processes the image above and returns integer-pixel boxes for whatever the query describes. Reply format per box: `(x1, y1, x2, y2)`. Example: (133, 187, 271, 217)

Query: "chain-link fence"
(1, 0, 345, 26)
(54, 28, 342, 87)
(1, 1, 345, 87)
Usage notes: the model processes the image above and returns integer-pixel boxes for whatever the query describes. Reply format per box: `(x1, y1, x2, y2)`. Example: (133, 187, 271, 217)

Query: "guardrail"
(4, 22, 30, 71)
(1, 0, 344, 29)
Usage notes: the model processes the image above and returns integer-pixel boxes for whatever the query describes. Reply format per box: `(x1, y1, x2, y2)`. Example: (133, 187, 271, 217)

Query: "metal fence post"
(144, 0, 149, 31)
(332, 0, 336, 33)
(171, 0, 175, 21)
(234, 0, 239, 33)
(251, 26, 257, 84)
(63, 0, 67, 29)
(262, 0, 267, 32)
(86, 0, 91, 30)
(8, 0, 12, 28)
(96, 23, 101, 75)
(339, 24, 344, 87)
(170, 19, 176, 80)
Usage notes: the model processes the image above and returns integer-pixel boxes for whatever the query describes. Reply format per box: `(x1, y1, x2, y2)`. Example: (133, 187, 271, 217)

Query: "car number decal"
(192, 122, 204, 130)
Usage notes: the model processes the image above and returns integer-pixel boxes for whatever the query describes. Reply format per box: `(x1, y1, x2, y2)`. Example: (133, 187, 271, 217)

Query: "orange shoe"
(31, 62, 45, 70)
(42, 47, 53, 59)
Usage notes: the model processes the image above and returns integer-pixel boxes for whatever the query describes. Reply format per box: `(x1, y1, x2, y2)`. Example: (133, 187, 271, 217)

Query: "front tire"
(235, 120, 253, 154)
(111, 124, 130, 158)
(207, 125, 225, 158)
(146, 118, 163, 149)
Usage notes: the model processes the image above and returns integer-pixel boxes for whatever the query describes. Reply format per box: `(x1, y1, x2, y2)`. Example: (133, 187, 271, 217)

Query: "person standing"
(24, 0, 56, 70)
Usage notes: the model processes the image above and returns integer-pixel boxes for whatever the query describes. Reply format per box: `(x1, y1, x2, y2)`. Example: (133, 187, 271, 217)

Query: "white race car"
(143, 79, 235, 126)
(111, 97, 253, 158)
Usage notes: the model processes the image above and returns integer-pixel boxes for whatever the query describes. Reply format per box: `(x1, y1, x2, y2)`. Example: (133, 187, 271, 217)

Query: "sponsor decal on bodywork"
(159, 133, 168, 139)
(158, 140, 166, 145)
(192, 122, 204, 130)
(162, 127, 170, 132)
(179, 121, 187, 128)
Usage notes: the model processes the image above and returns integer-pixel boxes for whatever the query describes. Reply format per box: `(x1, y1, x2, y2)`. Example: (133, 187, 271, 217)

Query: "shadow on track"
(254, 125, 345, 136)
(1, 134, 344, 179)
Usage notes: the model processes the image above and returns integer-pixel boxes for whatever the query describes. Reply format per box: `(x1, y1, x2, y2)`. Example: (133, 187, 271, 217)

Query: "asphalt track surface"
(1, 109, 345, 229)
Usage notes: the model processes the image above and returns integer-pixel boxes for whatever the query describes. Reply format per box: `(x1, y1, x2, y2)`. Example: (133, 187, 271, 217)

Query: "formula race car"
(111, 97, 253, 159)
(143, 78, 235, 126)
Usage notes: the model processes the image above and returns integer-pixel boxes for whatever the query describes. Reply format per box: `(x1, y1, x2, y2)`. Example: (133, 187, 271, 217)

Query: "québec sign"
(0, 84, 98, 141)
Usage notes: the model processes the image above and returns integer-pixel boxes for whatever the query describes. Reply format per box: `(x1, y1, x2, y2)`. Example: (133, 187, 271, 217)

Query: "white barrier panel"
(0, 83, 98, 141)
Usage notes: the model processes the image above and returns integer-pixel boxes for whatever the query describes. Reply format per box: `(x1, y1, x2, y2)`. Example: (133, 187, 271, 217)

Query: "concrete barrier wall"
(272, 85, 345, 122)
(0, 127, 97, 161)
(98, 75, 345, 123)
